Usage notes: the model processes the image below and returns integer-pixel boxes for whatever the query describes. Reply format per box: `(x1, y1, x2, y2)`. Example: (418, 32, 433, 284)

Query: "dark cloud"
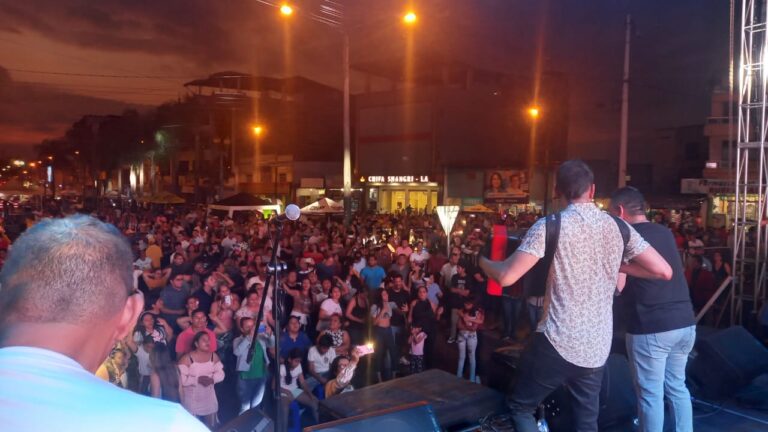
(0, 66, 148, 155)
(0, 0, 730, 160)
(0, 1, 263, 66)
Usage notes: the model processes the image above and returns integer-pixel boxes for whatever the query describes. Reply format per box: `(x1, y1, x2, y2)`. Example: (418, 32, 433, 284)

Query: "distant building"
(171, 72, 344, 204)
(352, 55, 569, 213)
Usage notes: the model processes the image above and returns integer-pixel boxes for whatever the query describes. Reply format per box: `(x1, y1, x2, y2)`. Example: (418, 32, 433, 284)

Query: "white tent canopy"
(300, 197, 344, 215)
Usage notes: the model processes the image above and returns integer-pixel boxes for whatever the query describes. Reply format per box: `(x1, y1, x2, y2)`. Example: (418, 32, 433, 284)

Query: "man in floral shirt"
(481, 160, 672, 432)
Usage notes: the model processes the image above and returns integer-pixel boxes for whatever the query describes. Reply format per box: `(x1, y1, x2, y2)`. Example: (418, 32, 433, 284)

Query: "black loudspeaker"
(597, 354, 637, 428)
(216, 408, 274, 432)
(304, 401, 440, 432)
(688, 325, 768, 399)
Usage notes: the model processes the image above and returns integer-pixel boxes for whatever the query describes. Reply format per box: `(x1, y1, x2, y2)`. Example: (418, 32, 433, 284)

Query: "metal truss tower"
(733, 0, 768, 325)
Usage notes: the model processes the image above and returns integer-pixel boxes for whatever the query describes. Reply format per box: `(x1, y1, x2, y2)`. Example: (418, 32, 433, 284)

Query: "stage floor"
(691, 399, 768, 432)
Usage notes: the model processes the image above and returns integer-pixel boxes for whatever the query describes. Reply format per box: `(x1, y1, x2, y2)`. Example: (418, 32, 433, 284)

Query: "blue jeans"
(236, 376, 266, 414)
(457, 330, 478, 381)
(626, 326, 696, 432)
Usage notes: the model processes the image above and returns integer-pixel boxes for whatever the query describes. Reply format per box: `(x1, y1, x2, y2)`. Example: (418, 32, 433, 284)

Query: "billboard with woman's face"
(484, 169, 529, 204)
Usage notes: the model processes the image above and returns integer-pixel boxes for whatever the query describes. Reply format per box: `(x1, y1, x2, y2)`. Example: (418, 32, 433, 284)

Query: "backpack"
(523, 212, 630, 297)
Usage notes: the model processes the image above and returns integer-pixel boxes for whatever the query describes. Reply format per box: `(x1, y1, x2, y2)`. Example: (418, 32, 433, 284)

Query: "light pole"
(618, 14, 631, 188)
(252, 124, 265, 193)
(278, 4, 418, 225)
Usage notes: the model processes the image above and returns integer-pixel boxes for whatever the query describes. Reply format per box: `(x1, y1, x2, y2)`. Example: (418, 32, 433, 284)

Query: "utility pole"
(618, 14, 631, 188)
(342, 33, 352, 226)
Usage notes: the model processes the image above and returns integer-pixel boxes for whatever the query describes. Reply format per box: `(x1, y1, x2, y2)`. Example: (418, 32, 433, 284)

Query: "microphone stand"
(253, 218, 287, 432)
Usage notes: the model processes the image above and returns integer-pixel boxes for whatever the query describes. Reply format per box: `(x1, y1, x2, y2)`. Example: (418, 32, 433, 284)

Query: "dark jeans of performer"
(508, 333, 605, 432)
(373, 326, 398, 381)
(501, 296, 522, 339)
(527, 303, 543, 334)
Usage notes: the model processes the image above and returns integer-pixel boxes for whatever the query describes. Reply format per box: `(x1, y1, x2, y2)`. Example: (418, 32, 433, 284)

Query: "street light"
(277, 5, 417, 226)
(528, 106, 540, 119)
(252, 125, 265, 137)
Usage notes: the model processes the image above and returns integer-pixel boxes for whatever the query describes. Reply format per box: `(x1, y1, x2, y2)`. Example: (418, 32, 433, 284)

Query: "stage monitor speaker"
(688, 325, 768, 399)
(303, 401, 440, 432)
(216, 407, 274, 432)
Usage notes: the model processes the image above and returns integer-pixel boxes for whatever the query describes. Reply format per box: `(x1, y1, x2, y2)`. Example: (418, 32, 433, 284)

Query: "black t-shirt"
(386, 287, 410, 327)
(192, 289, 215, 315)
(450, 274, 469, 309)
(621, 222, 695, 335)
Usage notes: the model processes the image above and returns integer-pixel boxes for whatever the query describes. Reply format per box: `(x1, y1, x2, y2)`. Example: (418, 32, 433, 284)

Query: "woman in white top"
(279, 348, 319, 426)
(317, 285, 343, 333)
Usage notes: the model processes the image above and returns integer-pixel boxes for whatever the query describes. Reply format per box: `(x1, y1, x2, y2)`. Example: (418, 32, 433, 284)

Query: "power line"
(14, 80, 179, 93)
(7, 68, 196, 80)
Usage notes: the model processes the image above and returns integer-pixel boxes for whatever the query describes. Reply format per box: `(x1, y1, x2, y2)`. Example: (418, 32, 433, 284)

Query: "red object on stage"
(487, 224, 508, 296)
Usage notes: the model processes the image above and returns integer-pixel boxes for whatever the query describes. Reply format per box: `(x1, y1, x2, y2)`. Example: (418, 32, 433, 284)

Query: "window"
(685, 142, 701, 160)
(721, 140, 731, 163)
(178, 161, 189, 175)
(278, 173, 288, 183)
(260, 167, 272, 182)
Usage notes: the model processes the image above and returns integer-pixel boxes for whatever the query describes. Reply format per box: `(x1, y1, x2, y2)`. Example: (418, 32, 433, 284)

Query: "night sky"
(0, 0, 729, 159)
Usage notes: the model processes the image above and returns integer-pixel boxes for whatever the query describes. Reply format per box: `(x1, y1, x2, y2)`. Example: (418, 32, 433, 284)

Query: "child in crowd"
(408, 322, 427, 375)
(456, 295, 484, 383)
(136, 335, 155, 395)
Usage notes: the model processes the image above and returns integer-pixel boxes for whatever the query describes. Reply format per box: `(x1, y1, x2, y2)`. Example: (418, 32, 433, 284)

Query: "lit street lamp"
(279, 5, 418, 225)
(252, 125, 265, 137)
(528, 106, 540, 119)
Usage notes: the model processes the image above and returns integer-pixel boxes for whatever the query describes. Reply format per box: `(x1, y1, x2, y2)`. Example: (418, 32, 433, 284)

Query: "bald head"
(0, 215, 134, 325)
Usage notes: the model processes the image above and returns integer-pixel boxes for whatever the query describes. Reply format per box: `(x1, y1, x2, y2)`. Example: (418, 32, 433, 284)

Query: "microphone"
(276, 204, 301, 222)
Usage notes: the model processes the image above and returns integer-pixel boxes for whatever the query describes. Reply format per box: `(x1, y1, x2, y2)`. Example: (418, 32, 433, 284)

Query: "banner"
(484, 170, 529, 204)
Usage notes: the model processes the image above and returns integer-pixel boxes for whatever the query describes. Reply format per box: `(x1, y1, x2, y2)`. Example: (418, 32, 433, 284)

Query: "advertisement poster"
(484, 170, 529, 204)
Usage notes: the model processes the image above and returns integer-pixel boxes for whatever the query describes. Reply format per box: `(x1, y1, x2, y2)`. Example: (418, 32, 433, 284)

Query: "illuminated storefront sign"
(366, 175, 430, 183)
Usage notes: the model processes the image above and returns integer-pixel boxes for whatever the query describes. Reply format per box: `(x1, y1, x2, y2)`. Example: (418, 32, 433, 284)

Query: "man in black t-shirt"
(387, 274, 411, 359)
(448, 262, 470, 344)
(610, 187, 696, 432)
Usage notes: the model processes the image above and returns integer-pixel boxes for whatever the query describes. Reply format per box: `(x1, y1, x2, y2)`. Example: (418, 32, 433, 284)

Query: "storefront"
(363, 175, 439, 214)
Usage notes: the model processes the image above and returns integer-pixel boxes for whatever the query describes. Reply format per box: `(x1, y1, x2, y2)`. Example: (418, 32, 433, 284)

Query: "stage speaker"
(688, 325, 768, 399)
(303, 401, 440, 432)
(597, 353, 637, 428)
(216, 407, 274, 432)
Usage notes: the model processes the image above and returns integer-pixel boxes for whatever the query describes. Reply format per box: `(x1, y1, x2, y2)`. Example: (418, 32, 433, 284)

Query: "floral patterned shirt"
(518, 202, 648, 368)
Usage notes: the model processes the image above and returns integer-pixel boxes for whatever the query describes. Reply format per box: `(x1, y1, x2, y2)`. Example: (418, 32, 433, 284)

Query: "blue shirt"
(279, 331, 312, 359)
(160, 284, 189, 322)
(0, 346, 208, 432)
(360, 265, 386, 290)
(426, 282, 442, 305)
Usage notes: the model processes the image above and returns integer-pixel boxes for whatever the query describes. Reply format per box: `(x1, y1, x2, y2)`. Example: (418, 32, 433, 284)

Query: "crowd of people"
(0, 203, 533, 429)
(0, 187, 734, 431)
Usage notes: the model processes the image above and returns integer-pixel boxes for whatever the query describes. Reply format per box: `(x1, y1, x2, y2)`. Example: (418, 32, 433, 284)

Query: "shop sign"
(681, 178, 750, 195)
(366, 175, 430, 183)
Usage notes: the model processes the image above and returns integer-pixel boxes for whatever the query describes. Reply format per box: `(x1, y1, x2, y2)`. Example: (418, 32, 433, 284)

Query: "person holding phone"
(233, 317, 274, 414)
(324, 346, 373, 398)
(371, 289, 398, 381)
